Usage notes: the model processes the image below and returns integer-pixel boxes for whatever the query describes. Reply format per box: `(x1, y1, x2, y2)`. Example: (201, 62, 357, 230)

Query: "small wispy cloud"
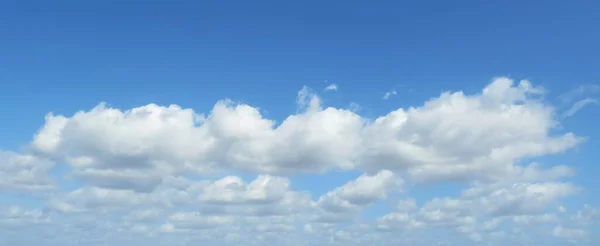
(559, 84, 600, 103)
(382, 90, 397, 100)
(348, 102, 361, 112)
(324, 83, 338, 92)
(558, 84, 600, 118)
(563, 98, 599, 118)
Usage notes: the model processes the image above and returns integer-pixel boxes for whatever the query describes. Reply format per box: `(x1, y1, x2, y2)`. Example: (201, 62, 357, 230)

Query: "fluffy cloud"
(197, 175, 312, 216)
(1, 77, 598, 245)
(313, 170, 401, 222)
(29, 78, 581, 187)
(0, 151, 55, 192)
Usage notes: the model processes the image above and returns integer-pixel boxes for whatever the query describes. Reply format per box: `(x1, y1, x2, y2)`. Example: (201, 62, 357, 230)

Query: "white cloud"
(0, 151, 55, 192)
(313, 170, 401, 222)
(28, 78, 582, 187)
(348, 102, 361, 112)
(478, 182, 578, 216)
(198, 175, 312, 216)
(0, 206, 50, 229)
(382, 89, 397, 100)
(570, 204, 600, 227)
(563, 98, 599, 117)
(552, 225, 587, 241)
(395, 198, 418, 212)
(559, 84, 600, 103)
(200, 175, 289, 203)
(48, 187, 152, 213)
(559, 84, 600, 118)
(164, 212, 236, 231)
(324, 83, 338, 91)
(1, 77, 598, 245)
(377, 158, 582, 242)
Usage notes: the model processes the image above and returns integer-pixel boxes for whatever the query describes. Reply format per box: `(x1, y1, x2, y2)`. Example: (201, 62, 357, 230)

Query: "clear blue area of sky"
(1, 0, 599, 215)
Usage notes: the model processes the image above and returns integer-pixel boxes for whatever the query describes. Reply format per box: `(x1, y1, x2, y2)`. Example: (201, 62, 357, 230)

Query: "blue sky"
(1, 1, 599, 245)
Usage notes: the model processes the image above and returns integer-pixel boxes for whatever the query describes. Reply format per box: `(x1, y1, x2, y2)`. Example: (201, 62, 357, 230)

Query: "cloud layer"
(1, 77, 598, 245)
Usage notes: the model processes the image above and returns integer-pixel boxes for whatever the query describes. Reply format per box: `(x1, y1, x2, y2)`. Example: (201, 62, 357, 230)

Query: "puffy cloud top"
(1, 78, 598, 246)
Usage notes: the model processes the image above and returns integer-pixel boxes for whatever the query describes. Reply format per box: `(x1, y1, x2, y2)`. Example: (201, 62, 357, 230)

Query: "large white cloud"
(29, 78, 582, 190)
(1, 77, 598, 245)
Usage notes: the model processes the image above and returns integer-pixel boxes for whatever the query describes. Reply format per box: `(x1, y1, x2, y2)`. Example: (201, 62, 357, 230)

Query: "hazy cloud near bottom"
(1, 77, 599, 246)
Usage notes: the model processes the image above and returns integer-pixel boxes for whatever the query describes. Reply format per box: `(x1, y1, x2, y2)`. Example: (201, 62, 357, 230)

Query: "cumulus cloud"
(29, 78, 582, 186)
(198, 175, 312, 216)
(313, 170, 401, 222)
(1, 77, 598, 245)
(0, 151, 55, 192)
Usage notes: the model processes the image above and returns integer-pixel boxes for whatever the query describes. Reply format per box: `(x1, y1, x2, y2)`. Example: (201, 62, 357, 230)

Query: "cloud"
(563, 98, 599, 118)
(559, 84, 600, 118)
(553, 225, 587, 241)
(348, 102, 361, 112)
(29, 78, 582, 185)
(324, 83, 338, 91)
(0, 206, 50, 229)
(313, 170, 401, 222)
(382, 89, 397, 100)
(1, 77, 598, 245)
(163, 213, 236, 231)
(377, 181, 582, 242)
(198, 175, 311, 216)
(0, 151, 55, 192)
(559, 84, 600, 103)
